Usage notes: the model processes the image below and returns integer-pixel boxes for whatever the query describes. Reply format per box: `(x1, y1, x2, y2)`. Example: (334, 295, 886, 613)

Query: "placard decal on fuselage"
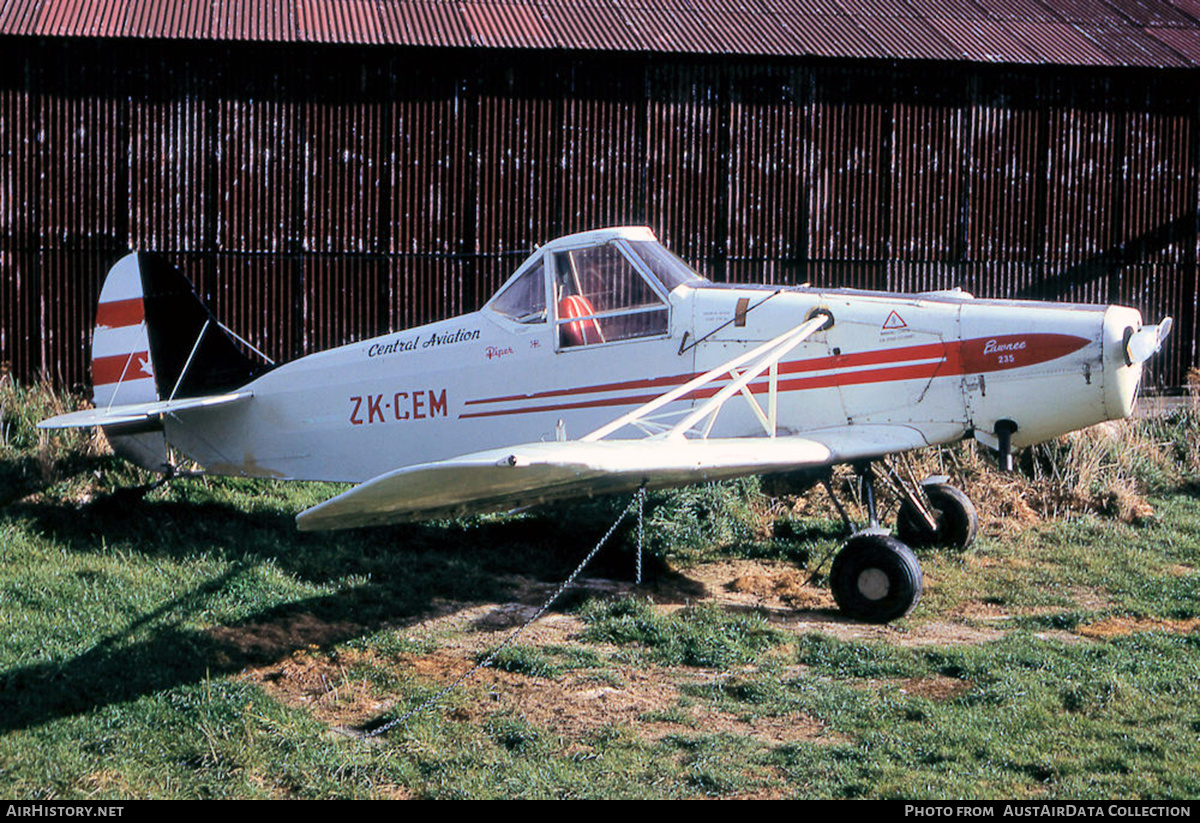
(366, 328, 480, 358)
(349, 389, 449, 426)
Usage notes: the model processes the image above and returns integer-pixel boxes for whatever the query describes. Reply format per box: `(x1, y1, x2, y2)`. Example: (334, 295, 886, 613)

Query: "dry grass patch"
(245, 647, 395, 728)
(1076, 616, 1200, 640)
(248, 641, 829, 748)
(892, 675, 972, 701)
(726, 565, 836, 612)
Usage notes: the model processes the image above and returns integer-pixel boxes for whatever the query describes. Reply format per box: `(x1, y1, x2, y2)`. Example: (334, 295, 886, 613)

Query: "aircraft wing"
(295, 424, 931, 531)
(37, 391, 253, 429)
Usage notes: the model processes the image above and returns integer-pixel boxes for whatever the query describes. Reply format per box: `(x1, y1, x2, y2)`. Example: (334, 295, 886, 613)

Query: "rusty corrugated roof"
(1, 0, 1200, 67)
(460, 2, 555, 49)
(1076, 21, 1194, 63)
(211, 0, 294, 40)
(1145, 23, 1200, 58)
(1001, 18, 1114, 62)
(378, 2, 471, 47)
(541, 3, 640, 50)
(1164, 0, 1200, 19)
(0, 0, 38, 34)
(970, 0, 1064, 22)
(296, 0, 387, 44)
(784, 14, 885, 58)
(1101, 0, 1195, 25)
(926, 17, 1044, 61)
(855, 13, 963, 59)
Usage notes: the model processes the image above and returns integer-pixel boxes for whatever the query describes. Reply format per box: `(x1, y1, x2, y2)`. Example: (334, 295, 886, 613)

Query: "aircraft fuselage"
(161, 280, 1144, 484)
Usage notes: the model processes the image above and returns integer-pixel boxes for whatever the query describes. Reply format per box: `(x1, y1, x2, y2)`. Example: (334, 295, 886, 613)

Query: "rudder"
(91, 253, 166, 471)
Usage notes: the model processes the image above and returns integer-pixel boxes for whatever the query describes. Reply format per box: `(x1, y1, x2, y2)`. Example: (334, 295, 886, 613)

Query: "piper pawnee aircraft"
(39, 226, 1173, 623)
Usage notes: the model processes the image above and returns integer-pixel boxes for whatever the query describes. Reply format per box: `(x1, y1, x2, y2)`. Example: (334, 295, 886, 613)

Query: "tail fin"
(135, 253, 270, 399)
(90, 252, 272, 471)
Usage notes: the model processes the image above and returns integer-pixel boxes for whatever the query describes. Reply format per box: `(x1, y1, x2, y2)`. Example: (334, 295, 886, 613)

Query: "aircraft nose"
(1101, 305, 1157, 420)
(1125, 317, 1173, 367)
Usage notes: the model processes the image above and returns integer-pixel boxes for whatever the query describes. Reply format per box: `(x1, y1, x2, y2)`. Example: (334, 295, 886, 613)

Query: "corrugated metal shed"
(0, 5, 1197, 392)
(4, 0, 1200, 66)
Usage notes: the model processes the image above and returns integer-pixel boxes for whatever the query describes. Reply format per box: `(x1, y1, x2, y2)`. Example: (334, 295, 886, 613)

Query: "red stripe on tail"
(95, 298, 144, 329)
(93, 351, 152, 386)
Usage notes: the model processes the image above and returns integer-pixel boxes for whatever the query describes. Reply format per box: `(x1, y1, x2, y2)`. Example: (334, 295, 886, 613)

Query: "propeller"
(1124, 317, 1173, 366)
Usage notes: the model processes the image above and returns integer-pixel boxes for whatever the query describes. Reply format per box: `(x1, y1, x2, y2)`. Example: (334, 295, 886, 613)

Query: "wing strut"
(582, 313, 828, 443)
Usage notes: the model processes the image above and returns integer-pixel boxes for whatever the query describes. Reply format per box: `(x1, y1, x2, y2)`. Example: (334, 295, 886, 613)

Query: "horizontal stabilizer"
(38, 391, 253, 430)
(296, 425, 930, 531)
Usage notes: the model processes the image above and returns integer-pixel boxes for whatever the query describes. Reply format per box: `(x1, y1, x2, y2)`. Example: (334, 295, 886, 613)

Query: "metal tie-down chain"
(358, 485, 647, 740)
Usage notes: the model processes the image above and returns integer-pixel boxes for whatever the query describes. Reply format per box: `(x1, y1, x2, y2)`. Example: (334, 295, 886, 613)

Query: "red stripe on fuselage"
(950, 333, 1090, 375)
(463, 371, 693, 406)
(459, 333, 1090, 420)
(457, 360, 948, 420)
(462, 340, 954, 407)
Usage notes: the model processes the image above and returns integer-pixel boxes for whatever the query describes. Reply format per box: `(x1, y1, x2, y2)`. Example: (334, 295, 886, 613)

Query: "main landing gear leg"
(858, 462, 880, 529)
(892, 466, 978, 552)
(821, 461, 882, 534)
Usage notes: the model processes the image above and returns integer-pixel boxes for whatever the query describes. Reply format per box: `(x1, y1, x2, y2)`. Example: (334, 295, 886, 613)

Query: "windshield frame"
(485, 252, 551, 325)
(484, 229, 708, 328)
(622, 238, 707, 293)
(549, 239, 673, 350)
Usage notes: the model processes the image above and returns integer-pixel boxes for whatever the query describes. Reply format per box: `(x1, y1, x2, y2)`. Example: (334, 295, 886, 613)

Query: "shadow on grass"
(7, 481, 689, 587)
(0, 565, 469, 734)
(0, 483, 703, 734)
(0, 452, 118, 508)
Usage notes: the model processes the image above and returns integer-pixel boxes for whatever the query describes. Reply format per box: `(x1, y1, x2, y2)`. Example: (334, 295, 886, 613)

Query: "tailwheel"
(830, 532, 923, 623)
(896, 482, 978, 551)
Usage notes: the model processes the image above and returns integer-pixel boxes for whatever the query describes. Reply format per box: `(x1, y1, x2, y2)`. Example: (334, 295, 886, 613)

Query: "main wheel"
(896, 483, 977, 551)
(830, 533, 923, 623)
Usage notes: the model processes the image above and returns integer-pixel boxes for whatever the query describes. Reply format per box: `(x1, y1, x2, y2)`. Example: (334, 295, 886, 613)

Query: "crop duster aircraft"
(40, 227, 1173, 623)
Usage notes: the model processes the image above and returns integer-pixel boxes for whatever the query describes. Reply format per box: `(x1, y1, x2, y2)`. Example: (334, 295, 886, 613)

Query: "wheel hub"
(856, 567, 890, 600)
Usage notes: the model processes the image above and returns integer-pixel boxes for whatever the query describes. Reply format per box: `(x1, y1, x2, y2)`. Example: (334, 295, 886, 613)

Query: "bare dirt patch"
(727, 565, 834, 612)
(673, 558, 1006, 646)
(241, 554, 1014, 742)
(244, 647, 394, 728)
(891, 675, 972, 701)
(483, 663, 824, 745)
(245, 633, 828, 747)
(1076, 616, 1200, 639)
(854, 674, 973, 701)
(684, 559, 835, 614)
(1064, 586, 1115, 612)
(207, 611, 368, 668)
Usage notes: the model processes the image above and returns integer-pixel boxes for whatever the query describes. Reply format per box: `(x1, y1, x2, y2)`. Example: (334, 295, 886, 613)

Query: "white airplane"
(40, 226, 1173, 623)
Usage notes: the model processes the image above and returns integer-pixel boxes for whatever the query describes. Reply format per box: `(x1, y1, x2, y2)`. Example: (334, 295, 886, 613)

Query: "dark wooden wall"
(1, 39, 1195, 389)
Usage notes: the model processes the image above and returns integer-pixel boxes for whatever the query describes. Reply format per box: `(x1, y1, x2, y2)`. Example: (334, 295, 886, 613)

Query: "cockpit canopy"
(488, 227, 706, 348)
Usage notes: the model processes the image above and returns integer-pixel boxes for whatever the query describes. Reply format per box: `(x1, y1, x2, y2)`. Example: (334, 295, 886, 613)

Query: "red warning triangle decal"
(882, 310, 907, 330)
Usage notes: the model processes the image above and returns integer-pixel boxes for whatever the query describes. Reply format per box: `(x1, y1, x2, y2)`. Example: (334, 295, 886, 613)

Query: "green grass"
(777, 631, 1200, 799)
(3, 379, 1200, 798)
(578, 597, 787, 668)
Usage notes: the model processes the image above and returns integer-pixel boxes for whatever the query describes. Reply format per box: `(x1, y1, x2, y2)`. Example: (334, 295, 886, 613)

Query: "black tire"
(896, 483, 977, 551)
(830, 533, 923, 623)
